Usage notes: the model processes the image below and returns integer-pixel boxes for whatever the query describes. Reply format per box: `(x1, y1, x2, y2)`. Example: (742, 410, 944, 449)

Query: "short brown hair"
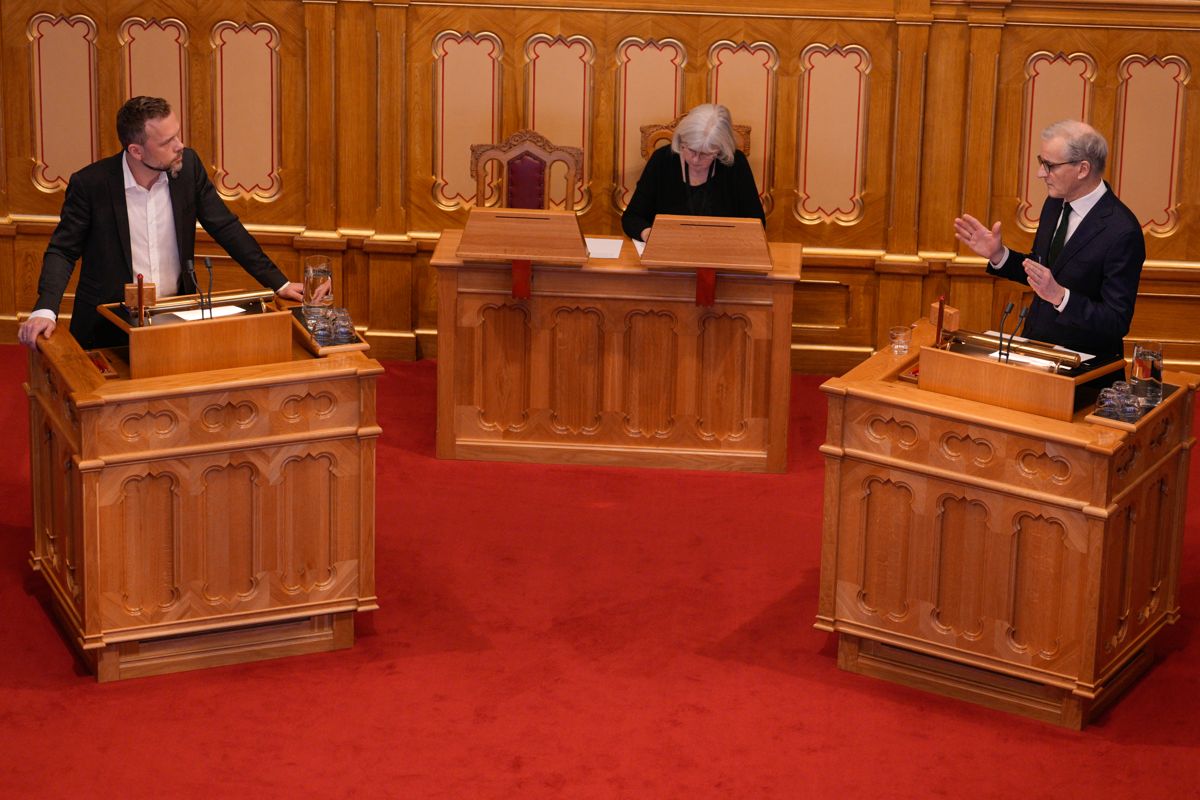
(117, 96, 172, 148)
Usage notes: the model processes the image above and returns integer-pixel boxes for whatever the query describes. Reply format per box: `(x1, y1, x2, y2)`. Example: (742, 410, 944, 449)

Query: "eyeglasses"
(681, 145, 718, 160)
(1037, 155, 1080, 172)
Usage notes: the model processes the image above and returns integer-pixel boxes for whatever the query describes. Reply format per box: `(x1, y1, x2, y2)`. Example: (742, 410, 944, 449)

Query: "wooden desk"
(433, 232, 801, 472)
(25, 314, 382, 681)
(816, 320, 1197, 727)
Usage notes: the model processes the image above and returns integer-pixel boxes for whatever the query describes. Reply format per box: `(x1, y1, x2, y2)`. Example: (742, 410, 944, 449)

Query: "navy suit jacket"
(35, 148, 288, 347)
(988, 182, 1144, 360)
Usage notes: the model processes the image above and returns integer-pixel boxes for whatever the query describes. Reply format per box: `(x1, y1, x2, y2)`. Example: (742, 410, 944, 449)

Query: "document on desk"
(584, 237, 624, 259)
(157, 305, 247, 324)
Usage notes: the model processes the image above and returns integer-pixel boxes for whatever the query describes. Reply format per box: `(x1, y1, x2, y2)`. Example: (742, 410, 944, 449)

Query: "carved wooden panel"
(281, 454, 336, 593)
(549, 306, 603, 434)
(28, 13, 98, 191)
(796, 44, 870, 225)
(110, 473, 180, 615)
(433, 30, 503, 209)
(479, 303, 531, 431)
(696, 313, 751, 441)
(1007, 512, 1080, 661)
(200, 463, 257, 602)
(525, 34, 594, 210)
(1113, 55, 1189, 235)
(211, 21, 282, 200)
(931, 496, 990, 640)
(709, 41, 778, 212)
(614, 37, 686, 210)
(622, 309, 677, 437)
(120, 17, 188, 140)
(857, 476, 914, 621)
(1016, 52, 1096, 231)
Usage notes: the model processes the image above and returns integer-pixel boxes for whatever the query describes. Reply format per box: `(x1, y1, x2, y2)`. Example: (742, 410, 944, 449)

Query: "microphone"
(204, 257, 215, 319)
(997, 301, 1014, 362)
(1004, 305, 1029, 363)
(184, 258, 199, 299)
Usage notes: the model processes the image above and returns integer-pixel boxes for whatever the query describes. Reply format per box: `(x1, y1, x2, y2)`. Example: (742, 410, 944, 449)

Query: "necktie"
(1047, 201, 1072, 268)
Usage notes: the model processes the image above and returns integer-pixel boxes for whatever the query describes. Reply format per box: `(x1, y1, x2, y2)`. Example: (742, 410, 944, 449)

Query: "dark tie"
(1047, 201, 1072, 268)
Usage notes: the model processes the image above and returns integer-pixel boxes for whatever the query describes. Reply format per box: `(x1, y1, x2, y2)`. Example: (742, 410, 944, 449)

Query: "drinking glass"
(889, 325, 912, 355)
(303, 256, 334, 319)
(1131, 341, 1163, 405)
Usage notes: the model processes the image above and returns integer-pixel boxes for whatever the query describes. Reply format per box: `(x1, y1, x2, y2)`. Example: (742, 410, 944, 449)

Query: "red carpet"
(1, 344, 1197, 798)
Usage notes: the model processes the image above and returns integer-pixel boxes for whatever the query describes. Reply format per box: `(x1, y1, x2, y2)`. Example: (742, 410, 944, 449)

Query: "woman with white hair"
(622, 103, 766, 242)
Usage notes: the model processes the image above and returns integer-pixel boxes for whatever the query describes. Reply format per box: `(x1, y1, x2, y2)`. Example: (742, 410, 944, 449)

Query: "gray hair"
(671, 104, 737, 166)
(1043, 120, 1107, 175)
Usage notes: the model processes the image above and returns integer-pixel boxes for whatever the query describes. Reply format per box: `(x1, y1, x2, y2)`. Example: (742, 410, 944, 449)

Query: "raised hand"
(953, 214, 1004, 263)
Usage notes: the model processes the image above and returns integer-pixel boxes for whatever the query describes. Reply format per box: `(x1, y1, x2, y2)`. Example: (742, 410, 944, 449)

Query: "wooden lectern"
(639, 215, 772, 306)
(456, 207, 589, 299)
(817, 319, 1196, 727)
(25, 293, 382, 681)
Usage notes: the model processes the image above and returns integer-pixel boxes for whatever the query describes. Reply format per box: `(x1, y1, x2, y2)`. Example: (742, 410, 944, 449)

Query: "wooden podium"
(433, 211, 801, 472)
(25, 295, 383, 681)
(817, 320, 1197, 727)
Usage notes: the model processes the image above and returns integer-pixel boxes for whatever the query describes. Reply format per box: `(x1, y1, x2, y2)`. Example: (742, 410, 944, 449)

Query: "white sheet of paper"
(584, 237, 623, 259)
(168, 305, 247, 322)
(633, 239, 646, 257)
(982, 330, 1094, 368)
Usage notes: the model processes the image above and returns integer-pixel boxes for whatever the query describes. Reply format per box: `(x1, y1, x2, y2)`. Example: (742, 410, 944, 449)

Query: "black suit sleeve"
(729, 151, 766, 227)
(35, 173, 93, 314)
(1057, 223, 1144, 341)
(622, 148, 667, 240)
(189, 154, 289, 291)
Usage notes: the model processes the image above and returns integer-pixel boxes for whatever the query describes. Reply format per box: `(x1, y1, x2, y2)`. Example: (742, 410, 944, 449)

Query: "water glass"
(303, 256, 334, 318)
(1131, 341, 1163, 405)
(889, 325, 912, 355)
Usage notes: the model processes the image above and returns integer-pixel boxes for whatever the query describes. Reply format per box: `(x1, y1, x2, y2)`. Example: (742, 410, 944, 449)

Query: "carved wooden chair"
(639, 115, 751, 161)
(469, 129, 584, 211)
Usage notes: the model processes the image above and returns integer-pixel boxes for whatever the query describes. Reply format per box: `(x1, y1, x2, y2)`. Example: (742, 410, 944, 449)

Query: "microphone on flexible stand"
(997, 301, 1014, 362)
(1004, 304, 1029, 363)
(184, 258, 199, 302)
(203, 257, 215, 319)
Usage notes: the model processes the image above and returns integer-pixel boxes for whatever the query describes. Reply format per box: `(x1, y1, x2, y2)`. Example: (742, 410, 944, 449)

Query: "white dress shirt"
(122, 152, 182, 298)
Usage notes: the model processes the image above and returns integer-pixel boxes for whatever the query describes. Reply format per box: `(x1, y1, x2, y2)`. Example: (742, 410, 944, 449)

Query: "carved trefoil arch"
(795, 43, 870, 225)
(120, 17, 189, 143)
(211, 21, 282, 201)
(525, 34, 595, 211)
(28, 14, 99, 191)
(1112, 55, 1190, 237)
(614, 37, 686, 211)
(432, 30, 503, 209)
(1017, 52, 1096, 232)
(709, 40, 778, 214)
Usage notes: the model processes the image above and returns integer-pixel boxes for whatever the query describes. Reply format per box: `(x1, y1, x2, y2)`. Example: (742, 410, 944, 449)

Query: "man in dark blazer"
(954, 120, 1145, 360)
(18, 95, 303, 349)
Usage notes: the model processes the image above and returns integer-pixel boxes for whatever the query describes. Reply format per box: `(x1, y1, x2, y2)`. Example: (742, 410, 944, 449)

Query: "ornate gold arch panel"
(1113, 55, 1190, 237)
(1017, 52, 1096, 232)
(211, 21, 282, 202)
(525, 34, 595, 211)
(28, 14, 98, 191)
(120, 18, 189, 143)
(795, 44, 871, 226)
(613, 37, 686, 211)
(708, 41, 778, 214)
(432, 30, 503, 210)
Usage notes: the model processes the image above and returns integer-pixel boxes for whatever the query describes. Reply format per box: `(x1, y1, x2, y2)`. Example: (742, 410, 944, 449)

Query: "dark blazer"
(621, 146, 766, 240)
(35, 148, 289, 348)
(989, 182, 1144, 360)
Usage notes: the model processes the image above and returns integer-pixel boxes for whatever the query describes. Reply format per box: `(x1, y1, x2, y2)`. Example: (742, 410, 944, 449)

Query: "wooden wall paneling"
(303, 1, 336, 233)
(886, 17, 931, 259)
(917, 21, 968, 255)
(120, 17, 189, 140)
(524, 33, 595, 211)
(376, 3, 408, 236)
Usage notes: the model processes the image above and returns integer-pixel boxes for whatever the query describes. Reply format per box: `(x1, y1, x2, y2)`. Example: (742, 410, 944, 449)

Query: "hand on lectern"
(17, 316, 56, 350)
(277, 282, 305, 302)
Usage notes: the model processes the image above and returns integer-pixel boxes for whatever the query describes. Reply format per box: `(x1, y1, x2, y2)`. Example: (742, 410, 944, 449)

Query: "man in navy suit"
(954, 120, 1145, 360)
(18, 95, 304, 349)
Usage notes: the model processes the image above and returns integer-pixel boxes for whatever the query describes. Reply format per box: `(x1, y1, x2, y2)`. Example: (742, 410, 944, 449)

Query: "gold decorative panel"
(708, 41, 778, 213)
(796, 44, 870, 225)
(211, 21, 281, 201)
(433, 30, 503, 209)
(1112, 55, 1190, 236)
(120, 17, 189, 140)
(525, 34, 594, 210)
(614, 37, 686, 210)
(1017, 52, 1096, 232)
(28, 14, 98, 191)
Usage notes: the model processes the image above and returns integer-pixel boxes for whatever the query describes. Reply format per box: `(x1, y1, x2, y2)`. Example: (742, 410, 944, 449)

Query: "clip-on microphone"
(203, 257, 215, 319)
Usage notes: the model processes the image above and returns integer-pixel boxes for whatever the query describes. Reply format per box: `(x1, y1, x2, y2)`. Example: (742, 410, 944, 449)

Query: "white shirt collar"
(121, 151, 169, 192)
(1065, 180, 1106, 218)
